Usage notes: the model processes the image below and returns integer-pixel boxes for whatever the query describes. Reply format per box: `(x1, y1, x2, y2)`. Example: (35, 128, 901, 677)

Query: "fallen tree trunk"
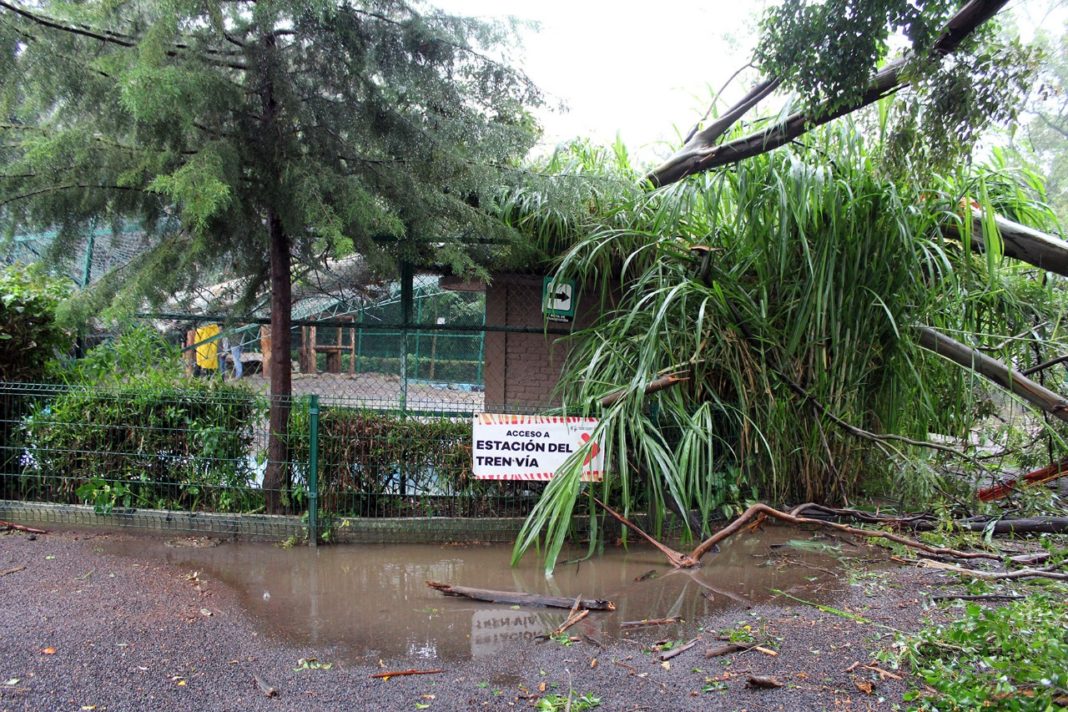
(917, 327, 1068, 424)
(943, 211, 1068, 279)
(917, 558, 1068, 581)
(426, 581, 616, 611)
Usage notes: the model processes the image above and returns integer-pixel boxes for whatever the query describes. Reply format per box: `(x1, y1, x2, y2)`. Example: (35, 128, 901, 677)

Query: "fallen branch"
(549, 596, 589, 637)
(916, 558, 1068, 581)
(370, 669, 444, 679)
(0, 520, 47, 534)
(620, 616, 681, 629)
(706, 641, 763, 658)
(252, 673, 278, 698)
(979, 458, 1068, 501)
(660, 636, 701, 661)
(929, 593, 1025, 602)
(426, 581, 615, 611)
(688, 503, 1003, 564)
(600, 372, 689, 408)
(0, 565, 26, 577)
(591, 497, 698, 568)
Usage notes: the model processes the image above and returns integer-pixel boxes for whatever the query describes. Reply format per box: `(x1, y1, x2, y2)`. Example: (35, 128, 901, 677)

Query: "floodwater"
(102, 526, 850, 663)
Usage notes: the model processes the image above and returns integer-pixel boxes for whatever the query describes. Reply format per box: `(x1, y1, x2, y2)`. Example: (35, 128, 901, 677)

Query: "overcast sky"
(434, 1, 1066, 166)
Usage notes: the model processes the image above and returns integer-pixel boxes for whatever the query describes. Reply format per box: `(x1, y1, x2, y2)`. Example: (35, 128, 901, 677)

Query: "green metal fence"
(0, 382, 543, 543)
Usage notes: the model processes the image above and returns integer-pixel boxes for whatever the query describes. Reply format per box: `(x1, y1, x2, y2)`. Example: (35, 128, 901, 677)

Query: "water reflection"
(102, 526, 847, 662)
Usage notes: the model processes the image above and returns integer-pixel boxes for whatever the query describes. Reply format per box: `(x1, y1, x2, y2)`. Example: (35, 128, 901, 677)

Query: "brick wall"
(483, 273, 599, 412)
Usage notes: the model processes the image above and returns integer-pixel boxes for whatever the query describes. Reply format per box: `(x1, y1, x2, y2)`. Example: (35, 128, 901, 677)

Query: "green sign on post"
(542, 276, 577, 322)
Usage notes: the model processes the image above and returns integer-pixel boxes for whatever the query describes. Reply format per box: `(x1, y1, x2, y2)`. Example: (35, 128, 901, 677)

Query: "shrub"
(289, 407, 539, 516)
(19, 329, 263, 511)
(0, 264, 72, 382)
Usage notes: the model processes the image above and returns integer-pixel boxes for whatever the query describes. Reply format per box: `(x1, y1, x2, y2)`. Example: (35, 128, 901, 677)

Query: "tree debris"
(252, 673, 278, 698)
(0, 565, 26, 577)
(746, 675, 784, 689)
(425, 581, 615, 611)
(660, 637, 701, 661)
(370, 669, 444, 680)
(0, 521, 47, 534)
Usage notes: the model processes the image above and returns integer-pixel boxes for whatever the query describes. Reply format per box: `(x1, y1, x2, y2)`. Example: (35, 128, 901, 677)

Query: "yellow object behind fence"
(194, 324, 221, 370)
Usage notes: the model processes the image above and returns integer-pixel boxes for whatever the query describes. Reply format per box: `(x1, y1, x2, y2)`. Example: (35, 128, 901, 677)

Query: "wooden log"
(917, 558, 1068, 581)
(917, 327, 1068, 424)
(425, 581, 616, 611)
(790, 504, 1068, 535)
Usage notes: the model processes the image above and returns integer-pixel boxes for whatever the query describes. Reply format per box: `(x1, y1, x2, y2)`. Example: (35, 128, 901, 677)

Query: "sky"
(433, 0, 1067, 167)
(434, 0, 767, 164)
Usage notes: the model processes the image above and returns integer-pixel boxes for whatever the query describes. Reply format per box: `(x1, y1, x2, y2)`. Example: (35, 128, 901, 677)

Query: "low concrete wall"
(1, 500, 689, 545)
(0, 500, 529, 543)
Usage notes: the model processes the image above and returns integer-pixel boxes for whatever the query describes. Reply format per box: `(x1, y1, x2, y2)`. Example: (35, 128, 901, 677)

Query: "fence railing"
(0, 382, 545, 543)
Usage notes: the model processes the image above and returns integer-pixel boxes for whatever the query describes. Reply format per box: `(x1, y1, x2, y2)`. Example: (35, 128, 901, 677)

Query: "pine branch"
(0, 0, 249, 71)
(0, 182, 153, 207)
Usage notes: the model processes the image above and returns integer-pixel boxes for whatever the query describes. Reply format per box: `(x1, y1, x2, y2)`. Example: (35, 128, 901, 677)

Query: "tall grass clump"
(511, 126, 1067, 571)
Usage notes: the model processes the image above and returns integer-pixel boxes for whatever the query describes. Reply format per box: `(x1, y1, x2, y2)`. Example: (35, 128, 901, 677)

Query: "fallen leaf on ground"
(4, 679, 19, 686)
(41, 647, 55, 655)
(854, 679, 874, 695)
(199, 608, 212, 617)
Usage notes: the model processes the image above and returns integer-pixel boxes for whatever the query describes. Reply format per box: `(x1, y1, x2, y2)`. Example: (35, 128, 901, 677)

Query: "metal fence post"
(308, 394, 320, 547)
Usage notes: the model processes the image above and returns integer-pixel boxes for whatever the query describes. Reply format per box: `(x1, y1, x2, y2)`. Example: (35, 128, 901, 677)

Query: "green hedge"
(289, 407, 539, 516)
(19, 381, 263, 512)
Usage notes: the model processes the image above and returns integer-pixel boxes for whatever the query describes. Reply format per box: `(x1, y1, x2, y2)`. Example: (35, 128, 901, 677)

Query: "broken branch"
(688, 503, 1003, 565)
(370, 669, 444, 679)
(426, 581, 615, 611)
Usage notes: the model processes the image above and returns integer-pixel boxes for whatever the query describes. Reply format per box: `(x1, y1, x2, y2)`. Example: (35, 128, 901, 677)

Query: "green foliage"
(0, 264, 72, 381)
(0, 0, 543, 315)
(535, 692, 601, 711)
(289, 407, 534, 517)
(755, 0, 956, 113)
(19, 331, 263, 512)
(513, 124, 1068, 572)
(900, 595, 1068, 710)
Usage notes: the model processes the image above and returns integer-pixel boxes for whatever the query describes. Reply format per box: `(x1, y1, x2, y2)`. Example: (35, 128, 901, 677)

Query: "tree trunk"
(645, 0, 1009, 187)
(916, 326, 1068, 424)
(264, 209, 292, 514)
(943, 211, 1068, 279)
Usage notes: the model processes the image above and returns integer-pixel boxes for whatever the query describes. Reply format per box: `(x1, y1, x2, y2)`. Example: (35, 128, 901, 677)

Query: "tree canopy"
(0, 0, 546, 510)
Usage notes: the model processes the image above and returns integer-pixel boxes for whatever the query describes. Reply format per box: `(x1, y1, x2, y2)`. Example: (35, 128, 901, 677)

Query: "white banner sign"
(471, 414, 603, 481)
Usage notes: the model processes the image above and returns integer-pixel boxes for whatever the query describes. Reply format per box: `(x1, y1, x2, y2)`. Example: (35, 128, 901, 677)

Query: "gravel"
(1, 528, 949, 711)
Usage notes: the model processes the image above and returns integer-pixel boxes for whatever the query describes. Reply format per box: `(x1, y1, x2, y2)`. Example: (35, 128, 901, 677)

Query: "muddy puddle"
(101, 525, 852, 662)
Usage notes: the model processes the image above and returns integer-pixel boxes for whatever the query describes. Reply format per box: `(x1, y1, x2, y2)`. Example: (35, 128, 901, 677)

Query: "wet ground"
(0, 525, 942, 710)
(99, 527, 848, 663)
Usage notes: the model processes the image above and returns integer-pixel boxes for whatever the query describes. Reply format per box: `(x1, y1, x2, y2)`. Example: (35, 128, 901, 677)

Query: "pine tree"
(0, 0, 542, 511)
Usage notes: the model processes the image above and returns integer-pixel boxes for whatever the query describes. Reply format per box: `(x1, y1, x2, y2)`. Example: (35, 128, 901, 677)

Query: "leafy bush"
(20, 330, 263, 512)
(901, 595, 1068, 711)
(0, 264, 72, 382)
(289, 407, 538, 516)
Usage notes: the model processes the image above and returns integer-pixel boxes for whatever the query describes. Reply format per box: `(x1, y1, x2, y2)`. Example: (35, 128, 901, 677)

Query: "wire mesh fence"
(0, 380, 548, 539)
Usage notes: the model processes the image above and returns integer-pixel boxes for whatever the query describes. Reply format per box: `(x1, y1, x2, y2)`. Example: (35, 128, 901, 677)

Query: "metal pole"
(400, 263, 413, 416)
(307, 394, 320, 548)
